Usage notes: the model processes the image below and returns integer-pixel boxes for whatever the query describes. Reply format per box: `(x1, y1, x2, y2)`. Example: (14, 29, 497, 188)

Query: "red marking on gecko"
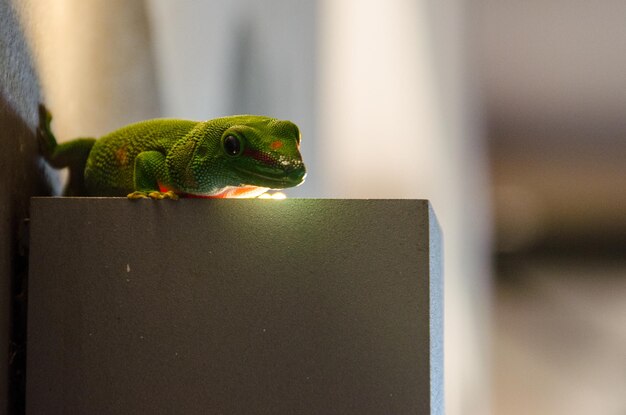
(243, 148, 277, 166)
(270, 140, 283, 150)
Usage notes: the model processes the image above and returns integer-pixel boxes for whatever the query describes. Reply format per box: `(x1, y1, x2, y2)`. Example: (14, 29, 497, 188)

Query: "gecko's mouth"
(233, 164, 306, 188)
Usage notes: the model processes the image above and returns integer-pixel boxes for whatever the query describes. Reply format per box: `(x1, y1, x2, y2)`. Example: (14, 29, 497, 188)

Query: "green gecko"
(37, 105, 306, 199)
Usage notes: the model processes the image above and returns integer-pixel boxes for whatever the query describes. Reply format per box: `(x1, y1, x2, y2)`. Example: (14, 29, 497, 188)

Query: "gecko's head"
(213, 116, 306, 190)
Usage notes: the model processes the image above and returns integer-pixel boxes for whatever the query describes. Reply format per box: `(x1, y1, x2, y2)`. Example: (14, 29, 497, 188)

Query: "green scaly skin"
(37, 105, 306, 199)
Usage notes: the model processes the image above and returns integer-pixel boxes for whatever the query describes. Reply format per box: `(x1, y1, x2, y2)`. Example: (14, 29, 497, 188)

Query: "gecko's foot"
(149, 190, 179, 200)
(37, 103, 54, 153)
(38, 103, 52, 127)
(127, 190, 179, 200)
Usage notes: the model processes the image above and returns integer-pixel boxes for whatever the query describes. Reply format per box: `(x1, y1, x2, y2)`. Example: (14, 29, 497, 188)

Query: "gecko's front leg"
(128, 151, 179, 200)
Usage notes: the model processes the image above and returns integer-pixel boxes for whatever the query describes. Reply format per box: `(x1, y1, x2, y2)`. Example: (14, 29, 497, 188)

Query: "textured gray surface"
(0, 1, 49, 413)
(27, 198, 442, 414)
(429, 203, 444, 415)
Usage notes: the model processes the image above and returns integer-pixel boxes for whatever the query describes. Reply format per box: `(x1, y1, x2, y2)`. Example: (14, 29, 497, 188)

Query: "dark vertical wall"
(0, 1, 52, 414)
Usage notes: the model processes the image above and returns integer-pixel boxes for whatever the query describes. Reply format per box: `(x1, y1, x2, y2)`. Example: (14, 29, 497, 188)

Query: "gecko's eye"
(223, 135, 242, 156)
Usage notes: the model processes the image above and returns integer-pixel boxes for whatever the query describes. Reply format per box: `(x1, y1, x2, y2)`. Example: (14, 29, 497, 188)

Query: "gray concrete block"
(27, 198, 442, 414)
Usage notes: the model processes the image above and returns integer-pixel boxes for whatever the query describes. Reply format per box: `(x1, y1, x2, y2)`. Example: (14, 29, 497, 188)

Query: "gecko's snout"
(285, 161, 306, 186)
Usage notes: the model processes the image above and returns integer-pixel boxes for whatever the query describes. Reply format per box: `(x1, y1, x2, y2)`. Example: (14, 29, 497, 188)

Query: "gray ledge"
(27, 198, 443, 414)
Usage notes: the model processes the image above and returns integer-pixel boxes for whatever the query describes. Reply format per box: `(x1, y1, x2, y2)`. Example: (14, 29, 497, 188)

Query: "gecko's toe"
(127, 191, 149, 199)
(163, 191, 179, 200)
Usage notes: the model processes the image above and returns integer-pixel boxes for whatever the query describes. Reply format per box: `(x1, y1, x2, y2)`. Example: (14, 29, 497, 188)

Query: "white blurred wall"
(17, 0, 160, 141)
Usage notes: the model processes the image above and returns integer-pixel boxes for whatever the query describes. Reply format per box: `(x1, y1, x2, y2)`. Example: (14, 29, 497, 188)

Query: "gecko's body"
(38, 106, 306, 199)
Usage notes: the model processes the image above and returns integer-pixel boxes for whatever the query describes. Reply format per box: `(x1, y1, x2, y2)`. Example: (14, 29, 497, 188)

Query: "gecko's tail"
(38, 104, 96, 196)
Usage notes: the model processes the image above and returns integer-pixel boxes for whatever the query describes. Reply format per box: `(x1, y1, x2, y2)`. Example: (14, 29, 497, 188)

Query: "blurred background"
(6, 0, 626, 413)
(475, 1, 626, 414)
